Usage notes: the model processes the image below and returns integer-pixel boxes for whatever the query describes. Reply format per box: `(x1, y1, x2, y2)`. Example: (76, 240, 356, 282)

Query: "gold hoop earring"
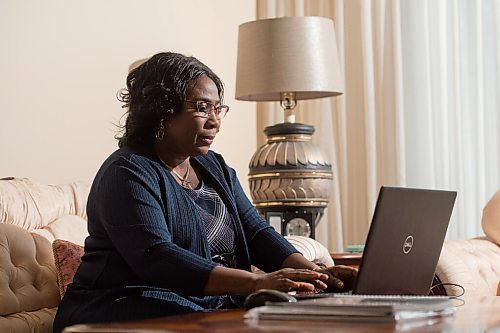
(155, 119, 165, 141)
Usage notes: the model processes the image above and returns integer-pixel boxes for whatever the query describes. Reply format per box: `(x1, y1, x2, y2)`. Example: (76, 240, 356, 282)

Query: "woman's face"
(163, 75, 221, 157)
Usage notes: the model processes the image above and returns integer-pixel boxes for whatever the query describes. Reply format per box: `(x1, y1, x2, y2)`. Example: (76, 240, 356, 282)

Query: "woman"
(53, 52, 356, 332)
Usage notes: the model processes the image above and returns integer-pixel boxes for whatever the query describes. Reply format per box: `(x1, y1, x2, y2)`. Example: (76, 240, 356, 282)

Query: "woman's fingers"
(329, 276, 345, 289)
(260, 266, 357, 293)
(283, 270, 330, 292)
(259, 269, 330, 292)
(283, 279, 316, 292)
(312, 279, 328, 289)
(279, 268, 329, 282)
(318, 265, 358, 291)
(331, 265, 358, 278)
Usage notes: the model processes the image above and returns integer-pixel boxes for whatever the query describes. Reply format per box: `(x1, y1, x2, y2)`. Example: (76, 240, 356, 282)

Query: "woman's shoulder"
(88, 147, 168, 197)
(106, 147, 157, 167)
(95, 147, 164, 182)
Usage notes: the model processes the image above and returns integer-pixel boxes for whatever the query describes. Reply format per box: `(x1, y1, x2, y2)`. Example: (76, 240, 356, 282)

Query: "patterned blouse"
(184, 180, 235, 256)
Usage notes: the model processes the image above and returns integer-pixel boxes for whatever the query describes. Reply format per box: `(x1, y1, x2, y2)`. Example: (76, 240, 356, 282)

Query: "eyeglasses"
(184, 100, 229, 120)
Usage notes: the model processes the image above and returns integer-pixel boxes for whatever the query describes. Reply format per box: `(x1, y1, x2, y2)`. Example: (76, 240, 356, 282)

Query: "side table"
(330, 252, 362, 268)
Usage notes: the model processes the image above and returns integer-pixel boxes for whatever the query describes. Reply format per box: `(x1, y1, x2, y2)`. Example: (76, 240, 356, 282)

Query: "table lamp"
(235, 16, 344, 239)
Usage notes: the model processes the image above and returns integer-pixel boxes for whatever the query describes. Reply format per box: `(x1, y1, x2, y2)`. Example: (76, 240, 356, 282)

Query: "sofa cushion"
(0, 178, 89, 231)
(0, 307, 56, 333)
(482, 190, 500, 246)
(52, 240, 84, 298)
(436, 237, 500, 296)
(0, 224, 60, 316)
(32, 215, 88, 246)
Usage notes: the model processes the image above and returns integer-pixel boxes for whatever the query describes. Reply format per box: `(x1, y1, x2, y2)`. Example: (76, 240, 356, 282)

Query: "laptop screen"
(353, 186, 456, 296)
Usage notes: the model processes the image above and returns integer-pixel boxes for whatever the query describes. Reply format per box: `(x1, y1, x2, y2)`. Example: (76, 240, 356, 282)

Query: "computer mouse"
(244, 289, 297, 309)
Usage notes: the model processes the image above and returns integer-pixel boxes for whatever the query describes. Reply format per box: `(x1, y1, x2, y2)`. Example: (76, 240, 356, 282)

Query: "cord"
(430, 282, 466, 298)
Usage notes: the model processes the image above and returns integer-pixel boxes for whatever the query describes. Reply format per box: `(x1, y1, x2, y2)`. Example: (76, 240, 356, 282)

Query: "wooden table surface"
(63, 296, 500, 333)
(330, 252, 363, 268)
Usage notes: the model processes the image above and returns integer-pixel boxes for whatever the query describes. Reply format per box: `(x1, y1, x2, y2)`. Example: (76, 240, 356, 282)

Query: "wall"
(0, 0, 256, 194)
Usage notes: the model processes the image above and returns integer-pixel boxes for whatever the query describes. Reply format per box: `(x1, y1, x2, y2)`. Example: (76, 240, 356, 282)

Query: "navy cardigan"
(54, 147, 297, 331)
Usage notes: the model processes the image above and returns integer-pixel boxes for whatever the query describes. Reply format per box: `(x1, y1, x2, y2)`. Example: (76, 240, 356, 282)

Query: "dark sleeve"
(225, 162, 299, 272)
(95, 157, 217, 295)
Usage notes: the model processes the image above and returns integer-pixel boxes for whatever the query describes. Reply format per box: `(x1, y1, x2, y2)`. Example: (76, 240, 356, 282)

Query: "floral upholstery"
(52, 240, 85, 299)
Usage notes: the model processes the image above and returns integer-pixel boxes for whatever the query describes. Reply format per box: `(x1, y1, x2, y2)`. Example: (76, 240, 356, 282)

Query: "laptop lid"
(353, 186, 457, 296)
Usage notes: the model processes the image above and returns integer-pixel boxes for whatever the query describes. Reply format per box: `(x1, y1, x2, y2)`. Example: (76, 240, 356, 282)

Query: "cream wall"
(0, 0, 257, 194)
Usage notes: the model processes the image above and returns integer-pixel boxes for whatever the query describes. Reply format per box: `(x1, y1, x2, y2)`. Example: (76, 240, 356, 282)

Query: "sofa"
(435, 190, 500, 296)
(0, 177, 335, 333)
(0, 177, 499, 333)
(0, 178, 89, 333)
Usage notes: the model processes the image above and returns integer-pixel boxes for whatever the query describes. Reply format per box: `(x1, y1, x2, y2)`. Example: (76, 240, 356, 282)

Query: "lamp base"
(248, 122, 333, 239)
(263, 207, 324, 239)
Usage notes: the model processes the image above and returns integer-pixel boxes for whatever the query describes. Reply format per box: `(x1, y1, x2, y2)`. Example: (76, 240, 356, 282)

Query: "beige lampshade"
(235, 16, 344, 101)
(128, 58, 148, 73)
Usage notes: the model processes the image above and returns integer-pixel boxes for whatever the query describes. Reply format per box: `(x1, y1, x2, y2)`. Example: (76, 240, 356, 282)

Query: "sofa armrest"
(482, 190, 500, 246)
(436, 238, 500, 297)
(285, 236, 334, 267)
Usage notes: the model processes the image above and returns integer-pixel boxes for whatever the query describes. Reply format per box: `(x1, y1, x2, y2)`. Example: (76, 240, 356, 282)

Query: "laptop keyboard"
(294, 292, 451, 301)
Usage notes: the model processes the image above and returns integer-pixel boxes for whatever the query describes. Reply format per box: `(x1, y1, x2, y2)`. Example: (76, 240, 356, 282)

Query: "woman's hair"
(116, 52, 224, 149)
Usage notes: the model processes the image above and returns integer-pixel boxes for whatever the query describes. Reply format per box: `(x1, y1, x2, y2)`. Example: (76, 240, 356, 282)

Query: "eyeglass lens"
(196, 101, 228, 119)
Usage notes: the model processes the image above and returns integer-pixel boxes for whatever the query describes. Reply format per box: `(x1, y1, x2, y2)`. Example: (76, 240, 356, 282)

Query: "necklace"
(158, 156, 194, 189)
(170, 164, 193, 189)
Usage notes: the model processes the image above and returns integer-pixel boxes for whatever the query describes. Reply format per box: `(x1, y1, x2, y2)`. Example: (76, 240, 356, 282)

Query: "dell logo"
(403, 235, 414, 254)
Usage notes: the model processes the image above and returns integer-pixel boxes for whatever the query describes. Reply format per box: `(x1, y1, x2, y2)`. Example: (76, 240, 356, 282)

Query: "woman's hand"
(314, 265, 358, 292)
(253, 268, 329, 293)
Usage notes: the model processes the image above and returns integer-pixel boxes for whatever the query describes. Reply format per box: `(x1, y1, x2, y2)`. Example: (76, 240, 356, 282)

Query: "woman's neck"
(159, 155, 190, 170)
(155, 146, 199, 189)
(154, 143, 190, 169)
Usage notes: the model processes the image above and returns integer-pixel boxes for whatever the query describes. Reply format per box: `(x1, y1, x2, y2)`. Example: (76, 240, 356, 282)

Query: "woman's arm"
(221, 163, 299, 271)
(212, 153, 355, 292)
(95, 157, 217, 295)
(281, 252, 321, 270)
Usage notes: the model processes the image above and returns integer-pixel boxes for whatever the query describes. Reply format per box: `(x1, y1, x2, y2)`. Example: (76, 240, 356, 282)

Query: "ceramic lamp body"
(248, 123, 333, 238)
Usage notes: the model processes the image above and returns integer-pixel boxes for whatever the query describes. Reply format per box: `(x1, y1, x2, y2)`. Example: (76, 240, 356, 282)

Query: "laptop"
(301, 186, 457, 297)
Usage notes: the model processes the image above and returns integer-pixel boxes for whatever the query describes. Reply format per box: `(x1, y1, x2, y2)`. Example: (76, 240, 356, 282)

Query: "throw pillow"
(52, 239, 84, 298)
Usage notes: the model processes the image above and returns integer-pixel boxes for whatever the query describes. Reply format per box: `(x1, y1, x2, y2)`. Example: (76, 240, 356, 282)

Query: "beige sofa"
(0, 178, 89, 333)
(436, 190, 500, 296)
(0, 177, 499, 333)
(0, 178, 335, 333)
